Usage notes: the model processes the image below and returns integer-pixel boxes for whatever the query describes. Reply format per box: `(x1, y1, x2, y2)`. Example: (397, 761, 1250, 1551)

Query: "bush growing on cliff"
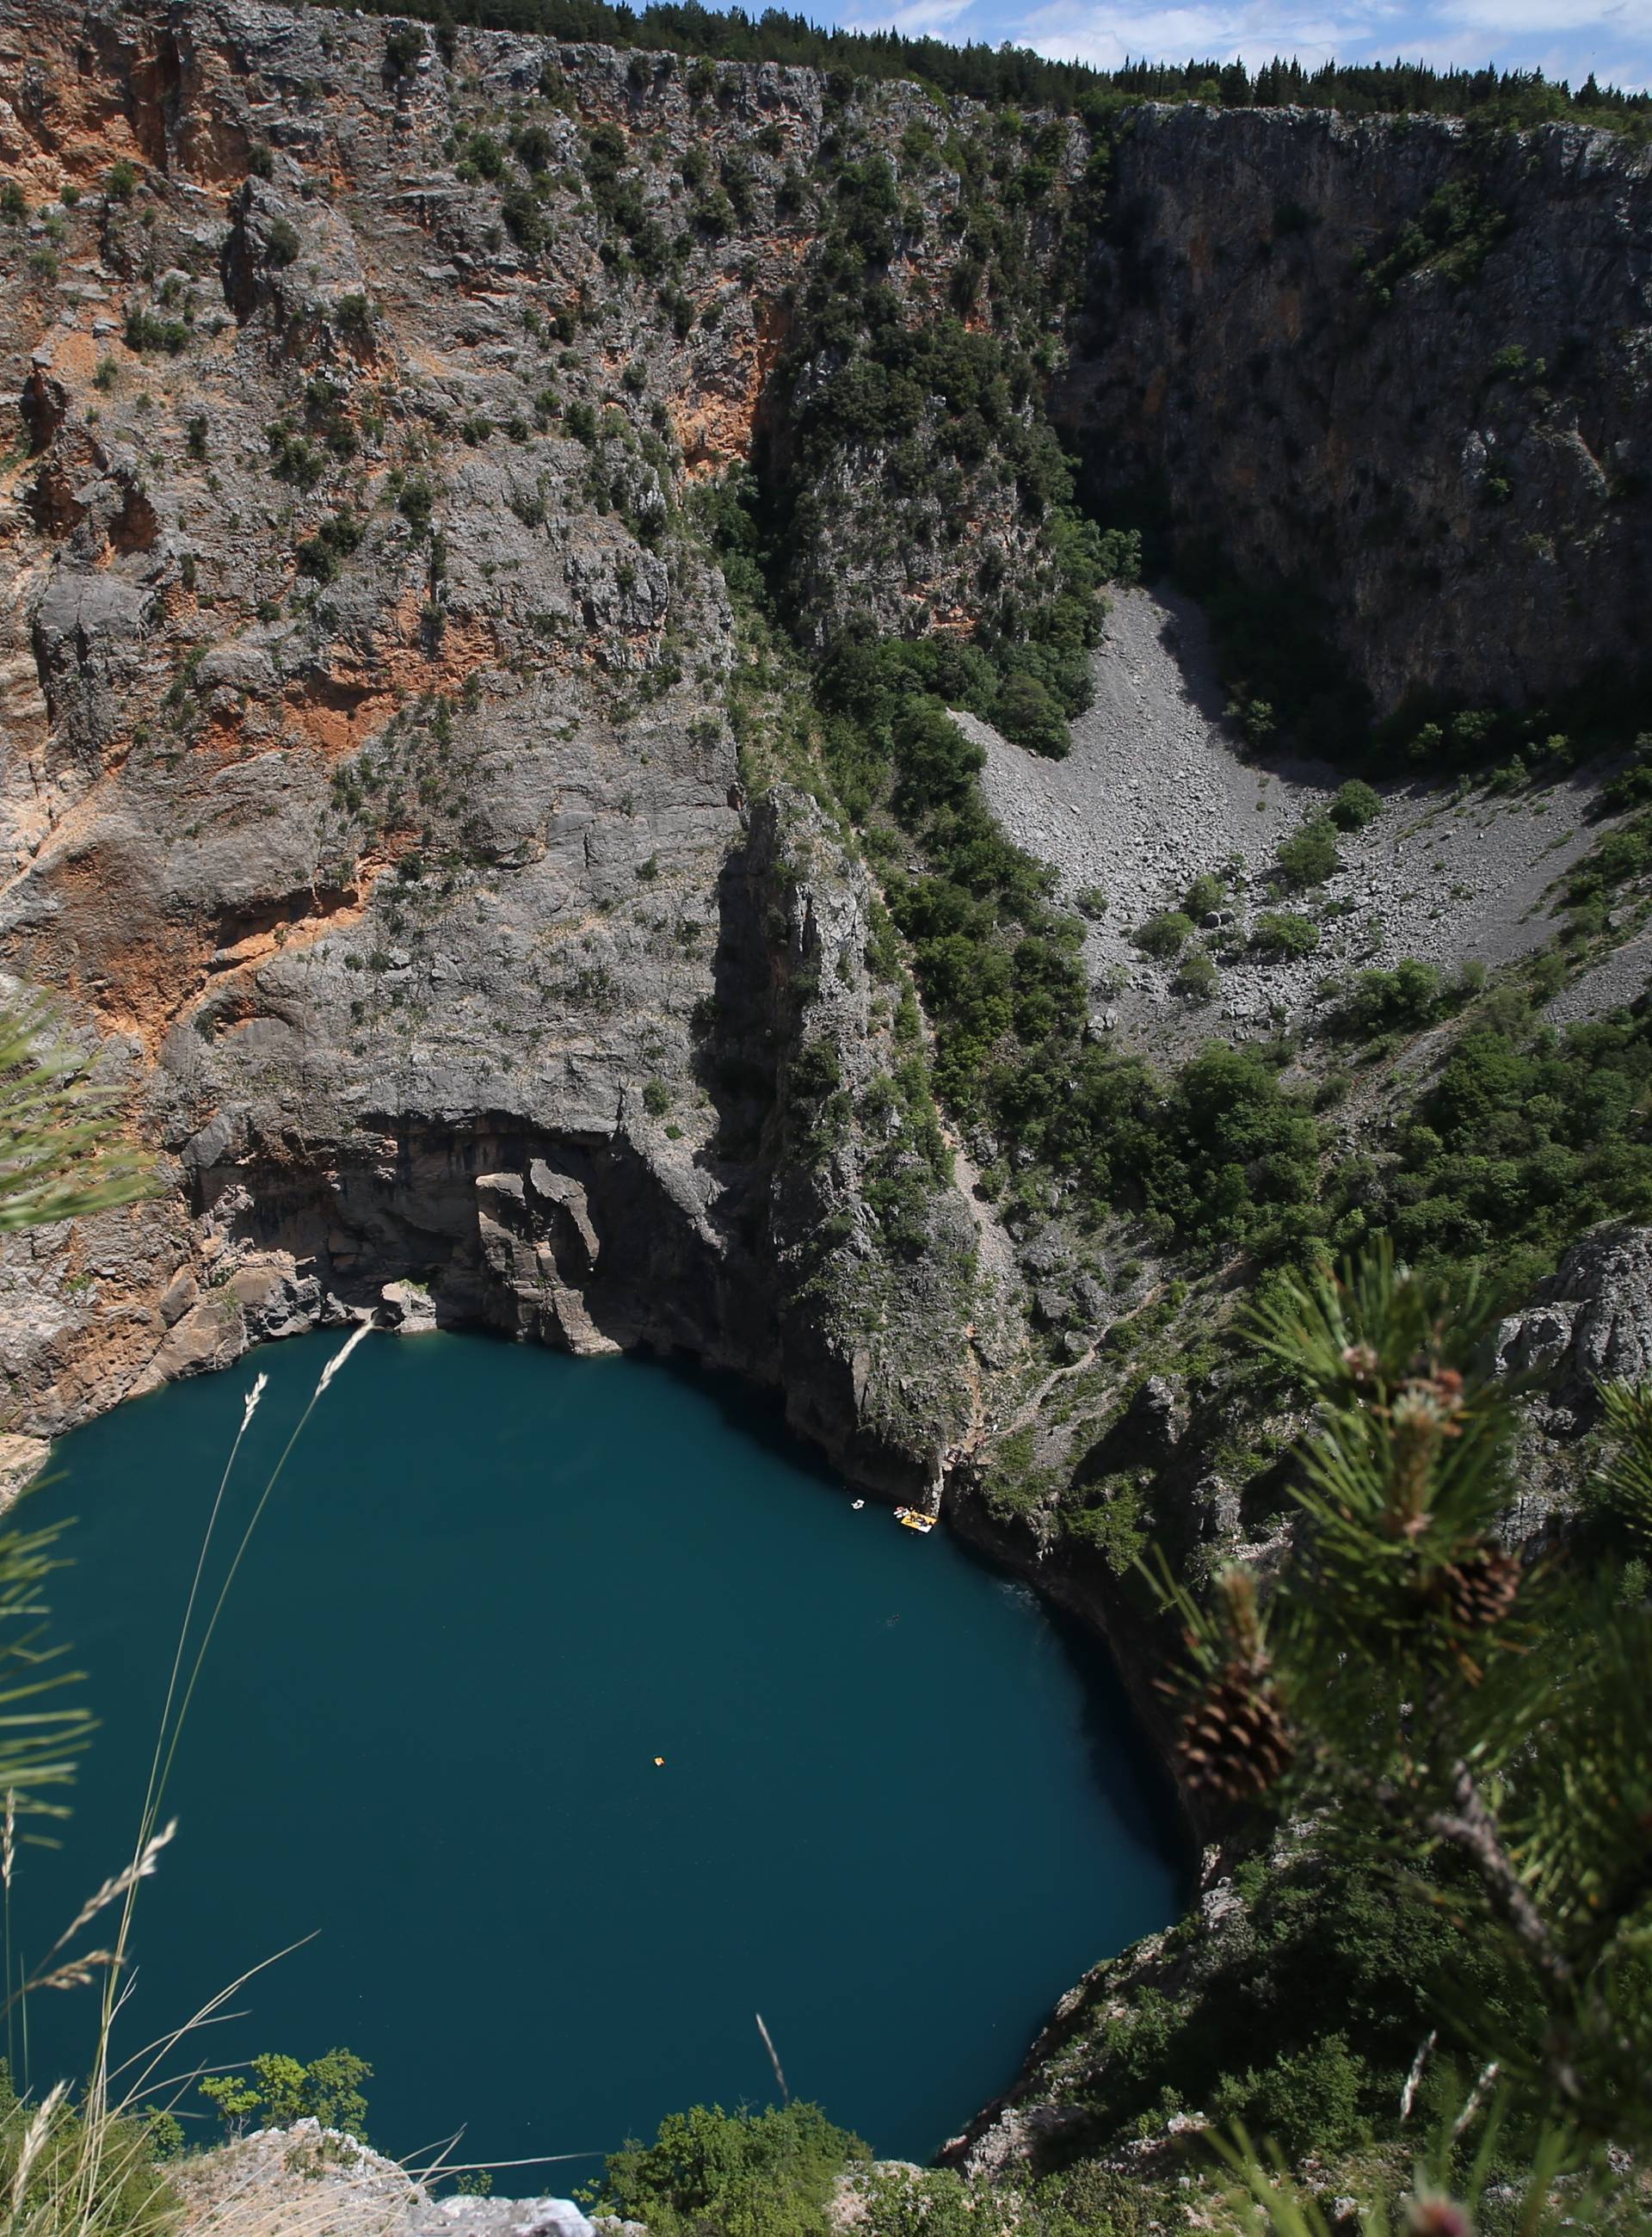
(264, 217, 302, 268)
(1325, 1003, 1652, 1297)
(384, 22, 424, 73)
(593, 2102, 869, 2237)
(200, 2048, 373, 2140)
(0, 2063, 179, 2234)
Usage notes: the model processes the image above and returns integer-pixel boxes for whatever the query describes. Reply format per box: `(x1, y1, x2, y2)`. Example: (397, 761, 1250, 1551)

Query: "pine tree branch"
(1429, 1761, 1569, 1989)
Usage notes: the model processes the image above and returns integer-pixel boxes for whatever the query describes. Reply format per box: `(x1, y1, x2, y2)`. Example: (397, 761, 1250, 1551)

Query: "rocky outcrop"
(1496, 1222, 1652, 1403)
(1063, 106, 1652, 719)
(168, 2118, 606, 2237)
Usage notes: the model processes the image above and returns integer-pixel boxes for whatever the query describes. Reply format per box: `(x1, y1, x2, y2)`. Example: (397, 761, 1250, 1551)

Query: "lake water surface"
(16, 1330, 1182, 2172)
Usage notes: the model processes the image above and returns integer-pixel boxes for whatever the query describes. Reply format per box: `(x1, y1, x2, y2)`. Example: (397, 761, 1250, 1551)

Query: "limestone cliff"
(1063, 104, 1652, 719)
(0, 0, 1030, 1483)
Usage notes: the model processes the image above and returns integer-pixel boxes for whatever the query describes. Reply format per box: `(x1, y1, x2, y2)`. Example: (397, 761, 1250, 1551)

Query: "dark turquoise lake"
(15, 1330, 1181, 2173)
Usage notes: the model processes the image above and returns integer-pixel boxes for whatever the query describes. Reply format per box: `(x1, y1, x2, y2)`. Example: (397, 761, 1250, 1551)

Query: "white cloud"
(1014, 1, 1384, 70)
(1439, 0, 1649, 30)
(840, 0, 979, 31)
(1001, 0, 1652, 82)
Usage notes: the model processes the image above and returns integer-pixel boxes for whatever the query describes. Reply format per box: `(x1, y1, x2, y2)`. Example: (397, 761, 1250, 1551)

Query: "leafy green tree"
(993, 674, 1069, 760)
(200, 2049, 372, 2141)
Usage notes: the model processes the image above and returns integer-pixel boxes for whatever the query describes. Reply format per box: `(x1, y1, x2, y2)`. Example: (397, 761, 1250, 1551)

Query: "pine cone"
(1441, 1546, 1520, 1629)
(1177, 1666, 1293, 1803)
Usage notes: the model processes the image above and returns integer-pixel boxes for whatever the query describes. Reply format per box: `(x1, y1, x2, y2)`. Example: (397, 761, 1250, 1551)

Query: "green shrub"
(788, 1040, 841, 1104)
(397, 476, 435, 533)
(1276, 816, 1341, 889)
(857, 2166, 1016, 2237)
(1328, 778, 1382, 831)
(1251, 910, 1319, 959)
(595, 2104, 867, 2237)
(1173, 950, 1218, 1002)
(1134, 910, 1194, 959)
(1065, 1476, 1151, 1570)
(642, 1078, 671, 1117)
(1181, 872, 1225, 921)
(105, 158, 138, 201)
(264, 216, 301, 267)
(384, 23, 424, 73)
(124, 308, 189, 354)
(693, 188, 737, 235)
(1333, 958, 1441, 1038)
(294, 508, 363, 582)
(1209, 2032, 1369, 2160)
(994, 673, 1069, 758)
(0, 2064, 179, 2231)
(515, 123, 555, 173)
(502, 186, 546, 252)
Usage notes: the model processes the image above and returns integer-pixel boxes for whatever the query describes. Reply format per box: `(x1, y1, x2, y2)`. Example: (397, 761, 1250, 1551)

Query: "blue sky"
(821, 0, 1652, 95)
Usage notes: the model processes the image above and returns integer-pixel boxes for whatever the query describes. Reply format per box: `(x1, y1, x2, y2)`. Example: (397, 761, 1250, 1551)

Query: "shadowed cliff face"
(1060, 104, 1652, 720)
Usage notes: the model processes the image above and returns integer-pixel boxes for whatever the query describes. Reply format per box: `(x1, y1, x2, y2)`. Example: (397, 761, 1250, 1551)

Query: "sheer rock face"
(0, 0, 1015, 1482)
(1061, 105, 1652, 716)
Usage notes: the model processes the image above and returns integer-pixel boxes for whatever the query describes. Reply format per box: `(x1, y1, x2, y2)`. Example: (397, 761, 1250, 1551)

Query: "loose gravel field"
(959, 586, 1611, 1057)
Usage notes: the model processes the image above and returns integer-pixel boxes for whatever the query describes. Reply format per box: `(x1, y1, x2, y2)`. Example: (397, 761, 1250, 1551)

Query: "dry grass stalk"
(9, 2080, 67, 2220)
(49, 1823, 176, 1955)
(31, 1949, 117, 1993)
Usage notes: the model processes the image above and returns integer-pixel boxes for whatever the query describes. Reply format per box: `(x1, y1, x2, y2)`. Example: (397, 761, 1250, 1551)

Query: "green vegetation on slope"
(592, 2101, 869, 2237)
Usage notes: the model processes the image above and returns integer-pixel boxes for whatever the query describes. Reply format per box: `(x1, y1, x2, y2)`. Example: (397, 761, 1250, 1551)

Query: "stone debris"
(963, 585, 1610, 1057)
